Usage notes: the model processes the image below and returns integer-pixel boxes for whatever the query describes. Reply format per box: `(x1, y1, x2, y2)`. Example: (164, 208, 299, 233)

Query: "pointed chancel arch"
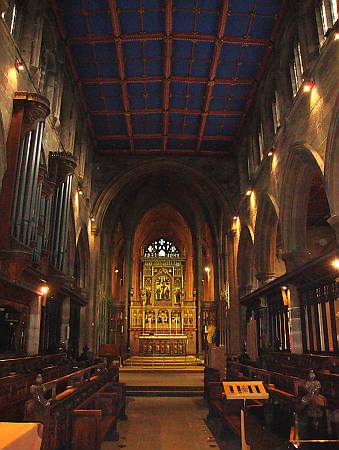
(325, 95, 339, 242)
(280, 144, 335, 270)
(254, 193, 286, 284)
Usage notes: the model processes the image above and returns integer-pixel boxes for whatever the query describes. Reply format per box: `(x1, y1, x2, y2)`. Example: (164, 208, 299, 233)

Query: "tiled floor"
(103, 396, 240, 450)
(102, 372, 241, 450)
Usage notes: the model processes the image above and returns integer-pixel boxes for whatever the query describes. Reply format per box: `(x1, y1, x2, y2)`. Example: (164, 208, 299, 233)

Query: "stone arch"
(280, 143, 334, 269)
(74, 226, 90, 290)
(92, 159, 231, 236)
(325, 95, 339, 241)
(254, 193, 286, 284)
(237, 224, 256, 296)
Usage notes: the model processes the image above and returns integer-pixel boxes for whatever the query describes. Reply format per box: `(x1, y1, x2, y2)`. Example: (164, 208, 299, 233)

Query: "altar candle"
(169, 316, 172, 334)
(176, 318, 178, 333)
(142, 311, 145, 331)
(155, 314, 158, 335)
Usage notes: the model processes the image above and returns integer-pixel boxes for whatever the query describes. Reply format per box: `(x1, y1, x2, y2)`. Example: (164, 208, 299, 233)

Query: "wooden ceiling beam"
(108, 0, 134, 152)
(196, 0, 229, 152)
(68, 33, 269, 46)
(97, 133, 233, 142)
(90, 109, 243, 116)
(162, 0, 173, 152)
(81, 75, 254, 85)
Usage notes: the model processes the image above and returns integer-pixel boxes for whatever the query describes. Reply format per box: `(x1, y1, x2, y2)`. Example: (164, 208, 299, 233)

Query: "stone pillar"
(60, 296, 71, 349)
(287, 284, 303, 354)
(124, 236, 132, 353)
(196, 232, 203, 354)
(88, 230, 101, 353)
(78, 305, 87, 352)
(328, 215, 339, 244)
(226, 229, 241, 355)
(26, 294, 42, 355)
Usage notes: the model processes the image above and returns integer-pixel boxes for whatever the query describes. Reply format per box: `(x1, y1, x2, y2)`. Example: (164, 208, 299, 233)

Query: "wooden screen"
(300, 279, 338, 354)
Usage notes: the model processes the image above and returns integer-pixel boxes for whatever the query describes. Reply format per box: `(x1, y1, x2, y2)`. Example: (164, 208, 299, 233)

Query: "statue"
(175, 288, 181, 304)
(146, 288, 152, 305)
(30, 374, 50, 407)
(300, 370, 326, 430)
(141, 288, 147, 305)
(129, 288, 134, 303)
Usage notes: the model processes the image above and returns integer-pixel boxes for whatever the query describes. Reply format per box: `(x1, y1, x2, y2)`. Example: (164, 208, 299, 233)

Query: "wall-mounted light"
(1, 11, 6, 20)
(246, 190, 252, 196)
(39, 285, 49, 295)
(115, 269, 119, 273)
(268, 150, 274, 157)
(303, 81, 315, 93)
(332, 258, 339, 270)
(78, 189, 83, 195)
(334, 33, 339, 40)
(204, 266, 210, 273)
(233, 216, 238, 220)
(15, 59, 24, 72)
(91, 217, 95, 222)
(282, 286, 287, 291)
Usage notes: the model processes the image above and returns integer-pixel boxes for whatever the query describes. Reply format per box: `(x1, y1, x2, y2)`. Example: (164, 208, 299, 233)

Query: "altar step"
(126, 385, 204, 398)
(123, 355, 204, 368)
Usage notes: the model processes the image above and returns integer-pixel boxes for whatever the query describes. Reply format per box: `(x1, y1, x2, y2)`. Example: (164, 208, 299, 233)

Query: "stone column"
(60, 296, 71, 349)
(328, 215, 339, 245)
(88, 230, 101, 353)
(287, 284, 303, 354)
(26, 294, 42, 355)
(226, 229, 241, 355)
(196, 231, 203, 354)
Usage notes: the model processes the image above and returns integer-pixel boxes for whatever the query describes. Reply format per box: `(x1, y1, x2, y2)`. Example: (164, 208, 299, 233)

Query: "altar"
(129, 241, 197, 355)
(139, 334, 188, 355)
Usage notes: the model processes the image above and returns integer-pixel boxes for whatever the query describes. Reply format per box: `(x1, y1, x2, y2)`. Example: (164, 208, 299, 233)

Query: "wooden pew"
(96, 381, 127, 420)
(0, 355, 72, 421)
(204, 367, 220, 399)
(24, 363, 117, 450)
(0, 353, 68, 378)
(72, 391, 120, 450)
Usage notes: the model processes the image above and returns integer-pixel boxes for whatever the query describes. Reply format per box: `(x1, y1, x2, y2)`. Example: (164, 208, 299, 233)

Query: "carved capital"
(282, 250, 310, 272)
(48, 151, 76, 185)
(256, 272, 276, 284)
(14, 92, 50, 133)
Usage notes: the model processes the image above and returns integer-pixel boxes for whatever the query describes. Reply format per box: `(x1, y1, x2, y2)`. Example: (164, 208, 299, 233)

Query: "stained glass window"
(144, 238, 180, 258)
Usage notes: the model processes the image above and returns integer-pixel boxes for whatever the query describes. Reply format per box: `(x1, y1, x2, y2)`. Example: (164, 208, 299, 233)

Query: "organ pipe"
(11, 121, 45, 246)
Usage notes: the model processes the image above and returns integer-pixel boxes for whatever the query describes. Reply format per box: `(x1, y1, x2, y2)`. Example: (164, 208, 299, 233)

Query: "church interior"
(0, 0, 338, 449)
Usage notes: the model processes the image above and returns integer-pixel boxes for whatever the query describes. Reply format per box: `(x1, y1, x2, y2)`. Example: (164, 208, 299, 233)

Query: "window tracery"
(144, 239, 180, 258)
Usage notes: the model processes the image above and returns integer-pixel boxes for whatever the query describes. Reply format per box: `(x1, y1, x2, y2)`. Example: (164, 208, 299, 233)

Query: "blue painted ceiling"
(55, 0, 284, 156)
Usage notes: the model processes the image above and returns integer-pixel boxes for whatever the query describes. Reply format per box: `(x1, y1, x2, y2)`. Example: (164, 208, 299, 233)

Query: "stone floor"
(102, 372, 241, 450)
(103, 396, 241, 450)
